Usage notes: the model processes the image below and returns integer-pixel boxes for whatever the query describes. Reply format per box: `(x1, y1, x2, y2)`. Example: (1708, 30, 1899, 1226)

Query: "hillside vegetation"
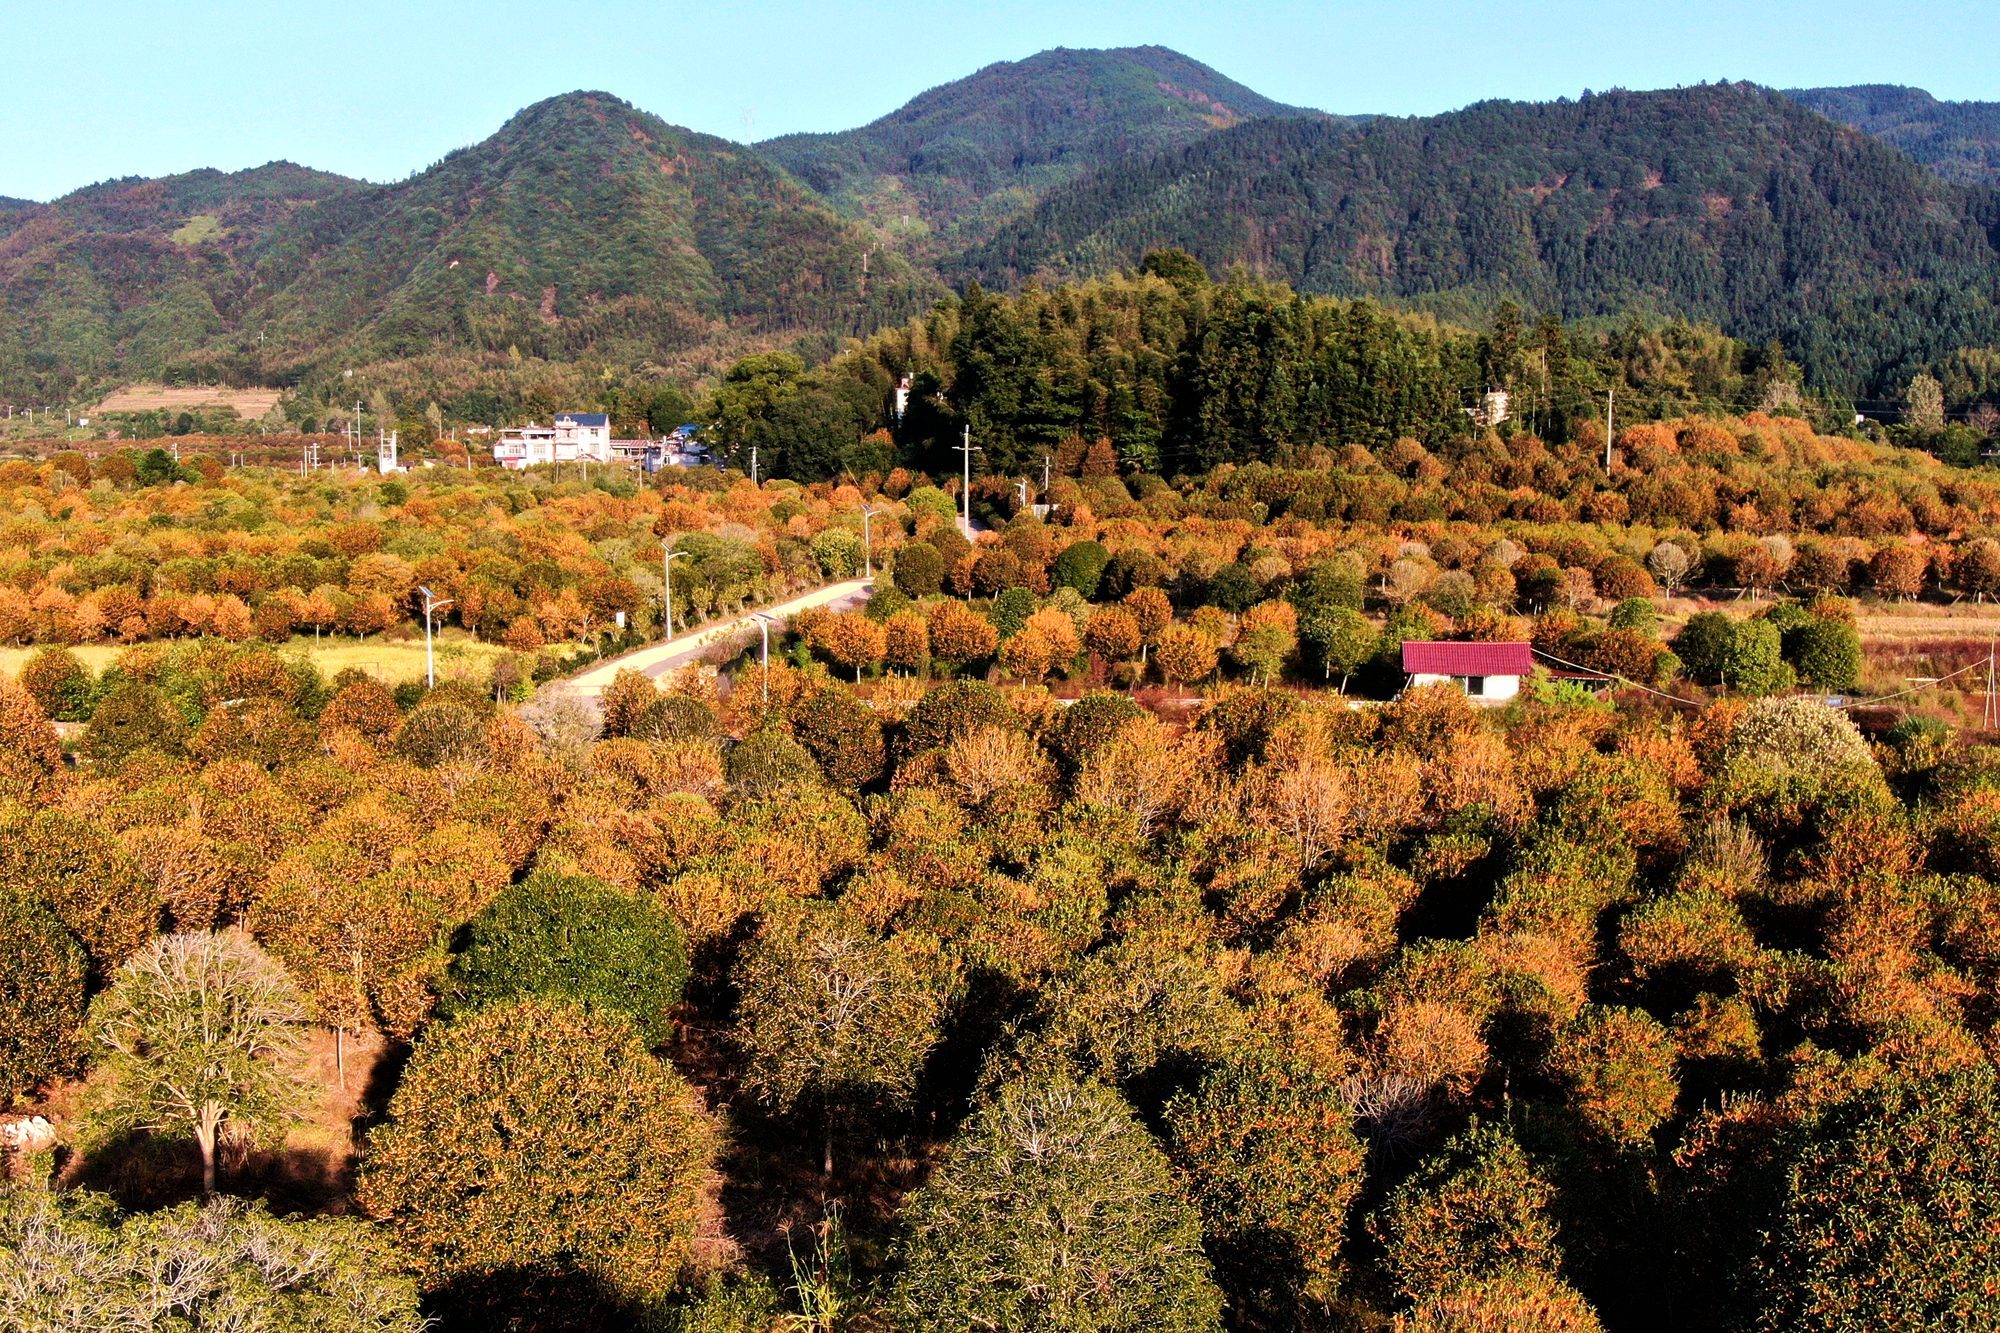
(1790, 83, 2000, 187)
(759, 45, 1322, 251)
(958, 84, 2000, 396)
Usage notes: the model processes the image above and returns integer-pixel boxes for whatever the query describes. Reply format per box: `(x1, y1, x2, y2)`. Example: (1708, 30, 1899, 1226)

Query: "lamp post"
(860, 506, 880, 580)
(752, 613, 775, 705)
(662, 542, 688, 642)
(417, 585, 455, 690)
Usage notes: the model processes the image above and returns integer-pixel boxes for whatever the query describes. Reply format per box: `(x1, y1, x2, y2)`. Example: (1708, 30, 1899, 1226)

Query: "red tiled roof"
(1402, 640, 1534, 676)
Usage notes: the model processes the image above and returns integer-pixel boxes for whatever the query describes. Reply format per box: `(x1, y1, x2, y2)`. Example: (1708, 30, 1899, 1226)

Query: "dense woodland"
(3, 419, 2000, 1329)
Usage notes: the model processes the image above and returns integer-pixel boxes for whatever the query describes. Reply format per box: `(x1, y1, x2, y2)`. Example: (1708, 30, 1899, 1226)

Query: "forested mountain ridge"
(243, 92, 941, 371)
(0, 93, 942, 400)
(1788, 84, 2000, 187)
(0, 163, 363, 392)
(758, 45, 1329, 250)
(954, 82, 2000, 396)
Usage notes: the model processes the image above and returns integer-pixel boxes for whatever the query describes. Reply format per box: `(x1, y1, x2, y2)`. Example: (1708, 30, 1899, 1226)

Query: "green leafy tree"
(1052, 540, 1111, 598)
(81, 683, 189, 765)
(1720, 619, 1791, 694)
(439, 874, 688, 1046)
(86, 931, 311, 1197)
(1371, 1122, 1565, 1304)
(1752, 1067, 2000, 1332)
(357, 998, 716, 1312)
(0, 892, 88, 1103)
(789, 687, 889, 790)
(0, 1190, 426, 1332)
(735, 908, 945, 1173)
(18, 647, 94, 721)
(1166, 1055, 1366, 1318)
(892, 543, 946, 598)
(892, 1064, 1224, 1331)
(1673, 612, 1736, 685)
(1785, 617, 1862, 691)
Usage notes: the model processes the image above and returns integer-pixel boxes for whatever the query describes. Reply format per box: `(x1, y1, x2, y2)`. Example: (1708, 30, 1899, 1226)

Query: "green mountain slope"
(758, 45, 1328, 249)
(954, 83, 2000, 394)
(0, 93, 942, 398)
(0, 164, 361, 391)
(246, 92, 940, 371)
(1788, 85, 2000, 188)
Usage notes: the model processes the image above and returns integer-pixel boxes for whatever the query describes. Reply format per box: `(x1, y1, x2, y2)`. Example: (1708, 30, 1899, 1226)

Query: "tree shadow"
(424, 1265, 641, 1333)
(62, 1128, 350, 1215)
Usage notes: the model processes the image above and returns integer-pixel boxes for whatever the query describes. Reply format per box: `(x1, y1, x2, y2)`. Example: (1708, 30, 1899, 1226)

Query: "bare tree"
(88, 931, 310, 1197)
(1647, 540, 1694, 595)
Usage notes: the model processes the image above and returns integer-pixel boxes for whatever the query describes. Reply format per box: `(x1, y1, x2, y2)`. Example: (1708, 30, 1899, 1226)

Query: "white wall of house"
(1409, 671, 1523, 702)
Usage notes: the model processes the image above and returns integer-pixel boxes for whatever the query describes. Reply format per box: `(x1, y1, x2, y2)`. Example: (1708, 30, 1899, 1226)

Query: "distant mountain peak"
(1788, 84, 2000, 188)
(756, 45, 1326, 251)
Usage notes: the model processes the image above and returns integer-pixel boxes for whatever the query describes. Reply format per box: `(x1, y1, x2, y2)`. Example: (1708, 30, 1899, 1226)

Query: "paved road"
(563, 577, 876, 697)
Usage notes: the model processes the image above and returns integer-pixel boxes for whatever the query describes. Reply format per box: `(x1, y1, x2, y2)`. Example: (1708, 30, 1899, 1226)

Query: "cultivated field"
(94, 382, 284, 419)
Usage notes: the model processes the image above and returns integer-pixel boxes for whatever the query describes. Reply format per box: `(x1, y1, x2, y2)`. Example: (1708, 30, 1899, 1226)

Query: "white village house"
(1401, 640, 1534, 703)
(493, 412, 614, 470)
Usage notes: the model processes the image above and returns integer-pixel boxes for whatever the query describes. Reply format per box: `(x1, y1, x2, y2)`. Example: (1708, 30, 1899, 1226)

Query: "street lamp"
(417, 585, 454, 690)
(860, 505, 880, 580)
(662, 542, 689, 642)
(752, 612, 775, 704)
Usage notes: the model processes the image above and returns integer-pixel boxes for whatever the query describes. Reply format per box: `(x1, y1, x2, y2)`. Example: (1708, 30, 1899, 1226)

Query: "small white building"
(1402, 640, 1534, 703)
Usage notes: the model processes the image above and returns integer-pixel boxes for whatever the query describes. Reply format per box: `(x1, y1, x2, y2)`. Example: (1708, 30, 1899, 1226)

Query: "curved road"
(562, 576, 876, 697)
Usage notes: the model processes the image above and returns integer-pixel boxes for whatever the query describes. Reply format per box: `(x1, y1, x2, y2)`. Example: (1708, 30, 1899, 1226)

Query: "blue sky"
(5, 0, 1998, 200)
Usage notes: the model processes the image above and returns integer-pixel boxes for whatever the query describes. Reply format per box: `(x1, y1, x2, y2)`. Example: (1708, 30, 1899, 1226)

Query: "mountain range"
(5, 48, 2000, 409)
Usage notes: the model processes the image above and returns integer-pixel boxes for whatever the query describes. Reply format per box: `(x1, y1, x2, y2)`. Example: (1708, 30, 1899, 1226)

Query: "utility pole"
(418, 585, 455, 690)
(955, 426, 981, 534)
(1976, 632, 1992, 728)
(662, 542, 687, 641)
(1042, 453, 1051, 492)
(860, 506, 879, 580)
(750, 443, 759, 486)
(1604, 385, 1615, 472)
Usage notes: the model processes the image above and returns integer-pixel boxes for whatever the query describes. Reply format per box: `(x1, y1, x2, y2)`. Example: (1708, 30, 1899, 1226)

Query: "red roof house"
(1401, 641, 1534, 701)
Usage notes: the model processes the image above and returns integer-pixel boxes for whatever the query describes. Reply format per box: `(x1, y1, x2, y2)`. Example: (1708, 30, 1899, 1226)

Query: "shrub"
(18, 647, 94, 721)
(0, 892, 87, 1102)
(358, 998, 716, 1311)
(892, 1065, 1223, 1330)
(0, 1191, 426, 1331)
(391, 698, 485, 767)
(790, 687, 888, 790)
(1371, 1122, 1563, 1303)
(1785, 617, 1862, 691)
(81, 683, 189, 764)
(892, 543, 946, 598)
(1547, 1006, 1679, 1144)
(1166, 1056, 1366, 1314)
(898, 679, 1014, 757)
(1052, 540, 1111, 598)
(440, 874, 689, 1045)
(630, 692, 719, 743)
(1751, 1067, 2000, 1332)
(1725, 696, 1875, 776)
(726, 729, 821, 796)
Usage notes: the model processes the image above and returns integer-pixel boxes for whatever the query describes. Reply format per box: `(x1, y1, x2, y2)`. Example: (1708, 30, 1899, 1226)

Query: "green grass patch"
(169, 214, 226, 246)
(0, 631, 544, 687)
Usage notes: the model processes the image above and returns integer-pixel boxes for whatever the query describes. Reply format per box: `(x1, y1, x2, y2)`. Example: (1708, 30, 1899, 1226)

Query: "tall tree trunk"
(195, 1104, 223, 1197)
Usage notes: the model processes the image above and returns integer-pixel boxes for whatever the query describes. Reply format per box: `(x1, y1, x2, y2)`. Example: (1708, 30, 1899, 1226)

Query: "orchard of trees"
(4, 612, 2000, 1330)
(8, 395, 2000, 1330)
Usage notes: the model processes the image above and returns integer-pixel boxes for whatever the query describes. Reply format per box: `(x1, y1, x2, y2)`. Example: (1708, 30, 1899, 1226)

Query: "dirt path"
(562, 577, 876, 696)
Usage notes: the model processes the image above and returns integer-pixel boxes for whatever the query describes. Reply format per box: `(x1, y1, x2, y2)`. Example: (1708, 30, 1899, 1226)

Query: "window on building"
(1463, 675, 1487, 697)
